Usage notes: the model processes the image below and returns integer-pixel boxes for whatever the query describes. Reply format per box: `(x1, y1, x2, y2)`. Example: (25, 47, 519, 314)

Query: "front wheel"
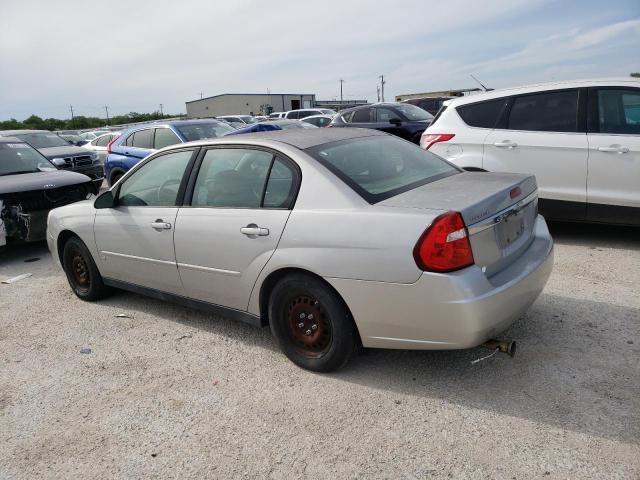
(269, 274, 359, 372)
(62, 236, 110, 301)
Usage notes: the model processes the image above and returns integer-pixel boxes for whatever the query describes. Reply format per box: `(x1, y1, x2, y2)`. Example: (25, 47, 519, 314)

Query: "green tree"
(631, 72, 640, 78)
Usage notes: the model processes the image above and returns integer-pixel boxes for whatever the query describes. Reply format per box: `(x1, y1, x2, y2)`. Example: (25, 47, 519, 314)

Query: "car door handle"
(240, 224, 269, 236)
(494, 140, 518, 148)
(598, 146, 629, 154)
(151, 220, 172, 230)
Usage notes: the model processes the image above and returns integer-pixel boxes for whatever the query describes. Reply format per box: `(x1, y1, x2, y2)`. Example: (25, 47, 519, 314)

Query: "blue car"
(226, 119, 318, 136)
(104, 119, 235, 186)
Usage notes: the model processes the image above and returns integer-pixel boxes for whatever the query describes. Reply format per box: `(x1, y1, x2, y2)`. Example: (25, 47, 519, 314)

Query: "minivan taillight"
(413, 211, 474, 272)
(106, 138, 116, 154)
(420, 133, 455, 150)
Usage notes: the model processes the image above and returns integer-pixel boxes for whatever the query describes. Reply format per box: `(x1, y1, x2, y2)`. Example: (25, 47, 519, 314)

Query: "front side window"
(507, 90, 579, 132)
(394, 104, 433, 121)
(154, 128, 181, 149)
(376, 108, 402, 122)
(597, 88, 640, 134)
(132, 129, 153, 148)
(192, 148, 274, 208)
(117, 150, 193, 207)
(306, 135, 459, 203)
(456, 98, 506, 128)
(351, 108, 372, 123)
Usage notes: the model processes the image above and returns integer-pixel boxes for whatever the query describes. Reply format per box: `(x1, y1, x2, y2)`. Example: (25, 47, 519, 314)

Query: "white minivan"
(421, 78, 640, 225)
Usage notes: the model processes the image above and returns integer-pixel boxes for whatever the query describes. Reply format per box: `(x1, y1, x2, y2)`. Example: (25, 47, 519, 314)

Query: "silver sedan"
(47, 128, 553, 372)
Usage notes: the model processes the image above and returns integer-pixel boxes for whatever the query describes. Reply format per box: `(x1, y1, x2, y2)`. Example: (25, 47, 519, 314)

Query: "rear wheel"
(269, 274, 359, 372)
(109, 171, 124, 187)
(62, 237, 110, 301)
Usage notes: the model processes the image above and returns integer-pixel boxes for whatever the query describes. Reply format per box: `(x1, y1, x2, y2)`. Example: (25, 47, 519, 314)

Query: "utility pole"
(69, 105, 74, 120)
(379, 75, 386, 102)
(376, 84, 381, 102)
(159, 104, 164, 116)
(200, 92, 203, 99)
(339, 79, 344, 102)
(104, 106, 110, 125)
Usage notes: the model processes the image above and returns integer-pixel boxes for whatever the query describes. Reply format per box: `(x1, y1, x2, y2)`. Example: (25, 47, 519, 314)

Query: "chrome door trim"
(176, 262, 241, 276)
(102, 250, 177, 266)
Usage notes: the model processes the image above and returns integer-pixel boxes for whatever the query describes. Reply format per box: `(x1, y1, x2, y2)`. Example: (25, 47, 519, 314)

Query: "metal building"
(185, 93, 316, 118)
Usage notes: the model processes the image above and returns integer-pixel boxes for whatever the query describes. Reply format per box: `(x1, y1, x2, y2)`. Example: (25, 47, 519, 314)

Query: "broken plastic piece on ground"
(80, 347, 92, 354)
(24, 257, 40, 263)
(470, 348, 499, 365)
(114, 313, 131, 318)
(1, 273, 33, 284)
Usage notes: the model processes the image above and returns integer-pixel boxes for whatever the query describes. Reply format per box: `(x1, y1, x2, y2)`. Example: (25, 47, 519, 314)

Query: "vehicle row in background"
(421, 78, 640, 225)
(0, 130, 104, 189)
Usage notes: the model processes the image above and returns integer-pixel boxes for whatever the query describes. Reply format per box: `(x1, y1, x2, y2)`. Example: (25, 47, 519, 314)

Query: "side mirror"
(94, 190, 115, 209)
(389, 118, 402, 126)
(51, 158, 66, 168)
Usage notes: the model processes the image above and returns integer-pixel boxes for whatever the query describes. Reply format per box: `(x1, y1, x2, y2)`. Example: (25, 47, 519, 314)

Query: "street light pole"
(339, 79, 344, 102)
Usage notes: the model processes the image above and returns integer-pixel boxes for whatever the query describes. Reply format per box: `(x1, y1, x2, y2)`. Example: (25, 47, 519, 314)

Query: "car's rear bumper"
(327, 215, 554, 350)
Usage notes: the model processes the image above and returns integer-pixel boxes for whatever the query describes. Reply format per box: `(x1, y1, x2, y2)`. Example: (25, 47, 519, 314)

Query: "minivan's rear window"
(306, 136, 460, 203)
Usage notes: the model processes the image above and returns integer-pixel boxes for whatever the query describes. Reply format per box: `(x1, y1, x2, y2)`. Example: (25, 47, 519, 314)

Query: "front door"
(483, 89, 588, 220)
(94, 149, 195, 294)
(586, 87, 640, 224)
(174, 147, 299, 310)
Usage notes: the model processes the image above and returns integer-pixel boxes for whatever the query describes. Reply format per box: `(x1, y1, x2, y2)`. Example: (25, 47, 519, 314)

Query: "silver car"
(47, 129, 554, 372)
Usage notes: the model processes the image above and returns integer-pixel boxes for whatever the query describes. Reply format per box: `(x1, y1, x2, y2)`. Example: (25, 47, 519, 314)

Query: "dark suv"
(329, 103, 433, 144)
(402, 96, 455, 115)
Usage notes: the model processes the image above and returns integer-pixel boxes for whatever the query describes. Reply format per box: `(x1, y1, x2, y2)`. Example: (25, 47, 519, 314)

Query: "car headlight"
(89, 151, 99, 161)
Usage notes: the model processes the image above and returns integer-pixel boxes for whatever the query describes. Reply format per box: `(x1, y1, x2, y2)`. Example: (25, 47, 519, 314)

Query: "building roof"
(186, 93, 316, 104)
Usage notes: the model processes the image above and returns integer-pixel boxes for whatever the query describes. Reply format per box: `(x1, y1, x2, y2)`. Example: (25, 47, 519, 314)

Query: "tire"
(268, 274, 359, 372)
(62, 236, 111, 301)
(109, 171, 123, 187)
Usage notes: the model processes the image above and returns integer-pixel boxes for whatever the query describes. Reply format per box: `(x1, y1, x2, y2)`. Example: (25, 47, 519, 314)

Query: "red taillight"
(510, 186, 522, 199)
(106, 138, 116, 154)
(420, 133, 455, 150)
(413, 211, 474, 272)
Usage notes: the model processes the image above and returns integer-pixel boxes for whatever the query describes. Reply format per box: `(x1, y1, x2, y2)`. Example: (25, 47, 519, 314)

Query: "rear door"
(374, 107, 407, 139)
(124, 128, 155, 160)
(174, 147, 300, 310)
(483, 88, 588, 220)
(586, 86, 640, 224)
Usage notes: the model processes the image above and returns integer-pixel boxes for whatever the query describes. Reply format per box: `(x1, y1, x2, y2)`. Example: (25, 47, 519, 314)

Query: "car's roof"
(0, 136, 27, 144)
(303, 114, 334, 119)
(184, 127, 387, 150)
(448, 77, 640, 107)
(0, 129, 50, 136)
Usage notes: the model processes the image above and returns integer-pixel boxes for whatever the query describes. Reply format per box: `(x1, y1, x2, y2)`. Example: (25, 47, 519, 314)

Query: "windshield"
(0, 142, 54, 176)
(175, 122, 235, 141)
(320, 109, 336, 115)
(395, 104, 434, 121)
(305, 135, 459, 203)
(280, 122, 318, 130)
(239, 116, 257, 124)
(14, 132, 70, 148)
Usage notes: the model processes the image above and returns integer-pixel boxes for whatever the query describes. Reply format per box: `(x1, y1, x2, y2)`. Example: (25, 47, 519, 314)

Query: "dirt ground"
(1, 222, 638, 479)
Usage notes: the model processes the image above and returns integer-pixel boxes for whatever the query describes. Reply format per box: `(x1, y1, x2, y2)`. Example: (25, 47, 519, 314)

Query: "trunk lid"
(379, 171, 539, 277)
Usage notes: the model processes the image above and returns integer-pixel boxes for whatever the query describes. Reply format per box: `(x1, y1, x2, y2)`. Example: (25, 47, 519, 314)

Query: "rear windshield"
(175, 122, 235, 141)
(306, 136, 459, 203)
(14, 133, 69, 148)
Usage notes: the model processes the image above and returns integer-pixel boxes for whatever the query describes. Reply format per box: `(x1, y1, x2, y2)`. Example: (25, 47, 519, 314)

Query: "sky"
(0, 0, 639, 121)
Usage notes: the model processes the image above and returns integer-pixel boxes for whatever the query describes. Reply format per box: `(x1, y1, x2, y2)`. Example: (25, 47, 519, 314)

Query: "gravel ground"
(1, 222, 638, 479)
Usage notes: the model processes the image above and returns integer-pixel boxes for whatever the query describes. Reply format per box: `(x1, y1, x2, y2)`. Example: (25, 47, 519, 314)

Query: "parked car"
(215, 118, 244, 129)
(267, 112, 285, 120)
(284, 108, 336, 119)
(104, 119, 235, 186)
(47, 128, 553, 372)
(421, 78, 640, 225)
(330, 103, 434, 144)
(217, 115, 257, 125)
(0, 130, 104, 189)
(301, 114, 334, 128)
(82, 132, 121, 165)
(0, 137, 97, 246)
(226, 119, 318, 135)
(80, 130, 110, 142)
(402, 96, 455, 115)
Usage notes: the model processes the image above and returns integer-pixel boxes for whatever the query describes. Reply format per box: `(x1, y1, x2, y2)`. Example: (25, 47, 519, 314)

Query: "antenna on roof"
(469, 74, 490, 92)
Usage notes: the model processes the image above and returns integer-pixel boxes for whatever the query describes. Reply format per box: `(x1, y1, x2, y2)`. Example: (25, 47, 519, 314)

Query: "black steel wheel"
(269, 274, 359, 372)
(62, 236, 110, 301)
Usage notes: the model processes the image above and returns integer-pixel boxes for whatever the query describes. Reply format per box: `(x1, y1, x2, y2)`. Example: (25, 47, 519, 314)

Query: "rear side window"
(125, 134, 134, 147)
(351, 108, 372, 123)
(154, 128, 181, 149)
(132, 129, 153, 148)
(95, 135, 112, 147)
(287, 111, 300, 119)
(456, 99, 506, 128)
(597, 88, 640, 134)
(507, 90, 578, 132)
(306, 136, 459, 203)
